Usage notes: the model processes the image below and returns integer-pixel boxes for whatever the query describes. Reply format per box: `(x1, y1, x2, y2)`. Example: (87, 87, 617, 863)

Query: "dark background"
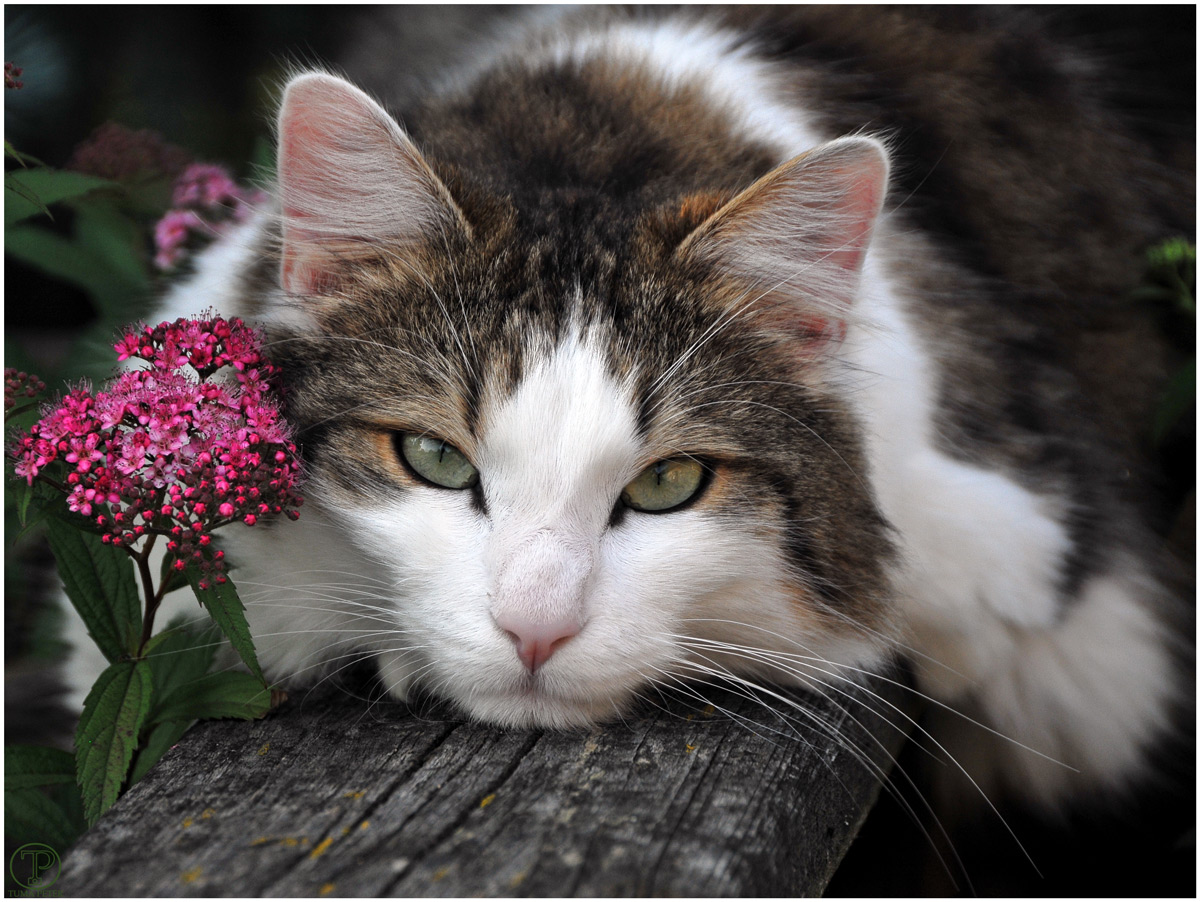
(5, 5, 1195, 897)
(5, 4, 1196, 369)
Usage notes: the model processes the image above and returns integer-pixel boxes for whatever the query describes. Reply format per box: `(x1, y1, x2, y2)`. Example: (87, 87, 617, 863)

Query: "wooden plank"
(57, 672, 917, 896)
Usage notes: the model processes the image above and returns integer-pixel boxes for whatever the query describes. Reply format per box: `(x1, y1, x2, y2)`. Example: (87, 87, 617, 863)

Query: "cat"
(63, 6, 1193, 816)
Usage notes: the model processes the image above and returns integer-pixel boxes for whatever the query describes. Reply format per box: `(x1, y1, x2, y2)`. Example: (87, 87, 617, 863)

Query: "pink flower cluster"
(12, 317, 302, 587)
(68, 122, 191, 184)
(5, 369, 46, 412)
(154, 164, 268, 271)
(5, 62, 23, 90)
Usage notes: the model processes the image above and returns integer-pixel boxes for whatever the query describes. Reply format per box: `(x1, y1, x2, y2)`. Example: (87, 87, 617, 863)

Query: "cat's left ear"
(677, 137, 888, 349)
(276, 72, 470, 297)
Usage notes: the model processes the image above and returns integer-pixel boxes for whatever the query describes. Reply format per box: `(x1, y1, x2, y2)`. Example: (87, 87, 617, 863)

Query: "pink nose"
(493, 613, 582, 673)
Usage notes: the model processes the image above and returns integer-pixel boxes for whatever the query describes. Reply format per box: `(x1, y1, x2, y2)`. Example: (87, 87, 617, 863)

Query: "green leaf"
(5, 169, 116, 227)
(75, 660, 153, 825)
(5, 178, 52, 221)
(120, 174, 175, 217)
(49, 777, 88, 840)
(69, 199, 150, 301)
(4, 746, 76, 790)
(1128, 284, 1177, 304)
(4, 787, 85, 850)
(5, 222, 144, 300)
(186, 570, 265, 683)
(1, 335, 46, 389)
(152, 671, 272, 724)
(45, 518, 142, 662)
(12, 477, 62, 538)
(142, 619, 220, 720)
(4, 141, 44, 167)
(12, 477, 34, 527)
(127, 719, 192, 786)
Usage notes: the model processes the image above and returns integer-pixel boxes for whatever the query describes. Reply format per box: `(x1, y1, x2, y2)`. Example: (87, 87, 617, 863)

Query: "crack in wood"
(379, 729, 545, 894)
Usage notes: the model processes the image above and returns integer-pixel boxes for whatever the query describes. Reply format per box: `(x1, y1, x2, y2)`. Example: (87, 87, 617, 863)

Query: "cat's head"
(257, 71, 895, 726)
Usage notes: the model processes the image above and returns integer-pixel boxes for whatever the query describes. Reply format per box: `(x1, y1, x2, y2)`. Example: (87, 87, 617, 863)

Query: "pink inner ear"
(819, 166, 887, 277)
(681, 137, 889, 354)
(756, 302, 851, 361)
(771, 163, 879, 349)
(275, 74, 468, 298)
(276, 74, 432, 297)
(277, 78, 362, 296)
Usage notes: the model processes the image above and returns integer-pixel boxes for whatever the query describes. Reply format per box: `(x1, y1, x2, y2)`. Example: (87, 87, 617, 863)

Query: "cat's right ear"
(676, 137, 889, 354)
(276, 72, 470, 297)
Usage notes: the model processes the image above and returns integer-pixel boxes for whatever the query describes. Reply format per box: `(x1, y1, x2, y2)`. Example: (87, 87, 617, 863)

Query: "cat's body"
(65, 6, 1192, 811)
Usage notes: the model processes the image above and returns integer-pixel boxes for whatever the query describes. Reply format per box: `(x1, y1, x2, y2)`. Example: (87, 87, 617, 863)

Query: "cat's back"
(381, 5, 1192, 290)
(374, 5, 1189, 449)
(144, 5, 1190, 810)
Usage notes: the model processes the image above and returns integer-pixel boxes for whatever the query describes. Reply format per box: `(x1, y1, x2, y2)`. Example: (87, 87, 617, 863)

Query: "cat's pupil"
(397, 432, 479, 490)
(620, 458, 706, 513)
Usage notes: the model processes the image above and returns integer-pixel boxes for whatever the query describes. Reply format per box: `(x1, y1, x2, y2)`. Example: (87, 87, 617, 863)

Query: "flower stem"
(36, 474, 69, 494)
(130, 534, 166, 653)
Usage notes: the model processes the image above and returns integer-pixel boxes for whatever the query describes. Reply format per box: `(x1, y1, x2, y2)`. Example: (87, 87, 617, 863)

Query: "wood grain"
(58, 672, 916, 896)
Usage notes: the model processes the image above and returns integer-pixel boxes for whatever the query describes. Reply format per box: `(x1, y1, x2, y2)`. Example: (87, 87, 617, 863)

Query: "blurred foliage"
(2, 7, 355, 736)
(4, 6, 356, 364)
(1132, 238, 1196, 446)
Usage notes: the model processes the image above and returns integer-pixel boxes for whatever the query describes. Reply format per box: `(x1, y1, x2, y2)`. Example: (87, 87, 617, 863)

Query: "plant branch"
(34, 473, 69, 494)
(130, 534, 166, 652)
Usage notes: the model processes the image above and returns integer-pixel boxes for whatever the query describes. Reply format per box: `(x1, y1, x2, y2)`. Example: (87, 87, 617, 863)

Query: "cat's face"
(258, 73, 895, 726)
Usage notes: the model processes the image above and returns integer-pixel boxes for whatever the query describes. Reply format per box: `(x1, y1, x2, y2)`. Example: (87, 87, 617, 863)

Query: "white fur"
(58, 15, 1175, 806)
(334, 324, 883, 727)
(843, 243, 1073, 645)
(154, 210, 269, 324)
(839, 231, 1173, 800)
(532, 17, 824, 163)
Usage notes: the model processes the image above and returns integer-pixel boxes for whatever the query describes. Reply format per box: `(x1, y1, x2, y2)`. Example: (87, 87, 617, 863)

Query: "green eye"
(397, 433, 479, 490)
(620, 458, 707, 513)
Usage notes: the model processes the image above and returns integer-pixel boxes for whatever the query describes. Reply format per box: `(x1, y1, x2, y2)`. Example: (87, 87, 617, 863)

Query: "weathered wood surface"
(59, 673, 916, 897)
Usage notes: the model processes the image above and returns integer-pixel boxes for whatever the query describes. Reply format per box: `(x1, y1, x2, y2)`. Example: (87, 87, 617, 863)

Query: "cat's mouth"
(453, 675, 634, 729)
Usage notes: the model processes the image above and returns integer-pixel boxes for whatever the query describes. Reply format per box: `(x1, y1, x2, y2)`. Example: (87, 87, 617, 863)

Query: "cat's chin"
(388, 668, 632, 729)
(373, 647, 642, 729)
(451, 686, 630, 730)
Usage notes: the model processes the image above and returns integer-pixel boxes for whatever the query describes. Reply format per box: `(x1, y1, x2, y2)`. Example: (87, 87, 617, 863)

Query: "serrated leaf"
(46, 518, 142, 662)
(127, 719, 192, 786)
(75, 660, 153, 825)
(4, 787, 85, 850)
(186, 570, 265, 684)
(5, 169, 116, 227)
(143, 621, 220, 720)
(152, 671, 272, 724)
(12, 477, 62, 538)
(4, 746, 76, 790)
